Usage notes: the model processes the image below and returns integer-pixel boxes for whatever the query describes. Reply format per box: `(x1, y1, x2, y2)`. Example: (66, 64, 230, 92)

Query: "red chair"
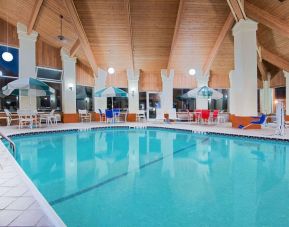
(201, 110, 210, 123)
(212, 110, 219, 123)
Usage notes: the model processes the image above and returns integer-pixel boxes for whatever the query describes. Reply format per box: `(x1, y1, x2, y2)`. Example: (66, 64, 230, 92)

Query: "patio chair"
(17, 109, 35, 129)
(39, 109, 57, 126)
(79, 109, 91, 123)
(98, 109, 106, 122)
(137, 110, 146, 122)
(239, 114, 267, 129)
(201, 110, 210, 124)
(113, 108, 121, 122)
(168, 108, 180, 122)
(210, 110, 219, 123)
(4, 109, 18, 126)
(156, 109, 165, 122)
(194, 109, 202, 123)
(105, 109, 114, 123)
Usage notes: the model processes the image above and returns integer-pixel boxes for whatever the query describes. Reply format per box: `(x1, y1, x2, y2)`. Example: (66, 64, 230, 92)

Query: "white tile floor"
(0, 121, 288, 226)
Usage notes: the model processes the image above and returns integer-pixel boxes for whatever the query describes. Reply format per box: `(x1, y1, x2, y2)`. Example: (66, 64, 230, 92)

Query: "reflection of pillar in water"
(63, 134, 77, 193)
(273, 144, 286, 179)
(156, 131, 176, 178)
(128, 131, 140, 173)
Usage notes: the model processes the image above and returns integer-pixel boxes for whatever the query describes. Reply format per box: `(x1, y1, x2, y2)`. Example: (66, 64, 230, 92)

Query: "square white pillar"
(195, 74, 209, 110)
(161, 69, 174, 113)
(260, 75, 273, 114)
(284, 71, 289, 115)
(17, 23, 38, 110)
(127, 69, 140, 113)
(229, 70, 236, 114)
(61, 48, 76, 114)
(232, 19, 258, 116)
(94, 68, 107, 112)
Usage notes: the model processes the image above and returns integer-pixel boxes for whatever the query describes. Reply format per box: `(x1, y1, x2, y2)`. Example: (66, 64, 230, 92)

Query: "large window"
(173, 89, 195, 111)
(0, 45, 19, 111)
(76, 85, 93, 111)
(139, 92, 146, 110)
(107, 88, 128, 110)
(36, 66, 63, 112)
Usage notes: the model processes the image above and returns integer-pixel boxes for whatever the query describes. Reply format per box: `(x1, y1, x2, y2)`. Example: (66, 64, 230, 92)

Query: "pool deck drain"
(1, 121, 289, 226)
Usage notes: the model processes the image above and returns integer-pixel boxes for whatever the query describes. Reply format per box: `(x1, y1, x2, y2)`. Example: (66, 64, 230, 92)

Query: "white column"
(232, 19, 258, 116)
(160, 69, 174, 113)
(60, 48, 76, 114)
(229, 70, 236, 115)
(284, 71, 289, 115)
(260, 74, 273, 114)
(127, 69, 140, 113)
(94, 68, 107, 112)
(195, 73, 209, 110)
(17, 23, 38, 109)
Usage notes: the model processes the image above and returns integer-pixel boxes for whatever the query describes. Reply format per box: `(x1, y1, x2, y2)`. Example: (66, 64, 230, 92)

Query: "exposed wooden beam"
(70, 39, 80, 57)
(261, 47, 289, 72)
(64, 0, 98, 73)
(202, 13, 234, 77)
(27, 0, 43, 34)
(124, 0, 135, 71)
(257, 60, 268, 81)
(246, 2, 289, 38)
(226, 0, 246, 21)
(167, 0, 184, 69)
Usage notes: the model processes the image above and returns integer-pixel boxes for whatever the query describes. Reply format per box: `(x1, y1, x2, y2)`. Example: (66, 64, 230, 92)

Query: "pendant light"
(2, 7, 13, 62)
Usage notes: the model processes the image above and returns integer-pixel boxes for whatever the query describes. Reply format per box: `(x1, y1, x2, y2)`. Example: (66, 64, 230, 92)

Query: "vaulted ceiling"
(0, 0, 289, 89)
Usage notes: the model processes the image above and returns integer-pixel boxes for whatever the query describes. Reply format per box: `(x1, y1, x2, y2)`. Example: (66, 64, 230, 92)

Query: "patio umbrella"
(2, 77, 54, 106)
(94, 86, 127, 108)
(182, 86, 223, 100)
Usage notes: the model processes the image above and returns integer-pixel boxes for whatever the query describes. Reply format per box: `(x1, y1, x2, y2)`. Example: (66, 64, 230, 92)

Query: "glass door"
(146, 92, 161, 120)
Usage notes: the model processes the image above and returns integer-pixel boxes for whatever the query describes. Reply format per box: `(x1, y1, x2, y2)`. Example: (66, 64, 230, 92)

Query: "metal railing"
(0, 132, 16, 157)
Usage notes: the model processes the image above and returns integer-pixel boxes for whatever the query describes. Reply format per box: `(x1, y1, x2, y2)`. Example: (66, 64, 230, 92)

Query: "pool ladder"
(0, 132, 16, 157)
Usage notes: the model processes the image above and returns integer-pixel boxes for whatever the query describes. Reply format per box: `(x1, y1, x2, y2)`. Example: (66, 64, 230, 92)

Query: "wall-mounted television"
(36, 66, 63, 82)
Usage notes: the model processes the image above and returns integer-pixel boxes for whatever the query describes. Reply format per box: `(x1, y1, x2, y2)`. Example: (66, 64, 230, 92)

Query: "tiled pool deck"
(0, 121, 288, 226)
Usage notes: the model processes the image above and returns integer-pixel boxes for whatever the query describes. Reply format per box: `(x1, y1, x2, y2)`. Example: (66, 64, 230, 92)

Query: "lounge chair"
(39, 109, 57, 126)
(239, 114, 267, 129)
(79, 109, 91, 123)
(137, 110, 146, 122)
(4, 109, 18, 126)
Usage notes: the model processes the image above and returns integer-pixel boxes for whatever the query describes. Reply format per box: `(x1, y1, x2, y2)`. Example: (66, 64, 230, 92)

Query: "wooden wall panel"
(139, 71, 162, 92)
(0, 19, 18, 47)
(106, 70, 128, 88)
(36, 38, 62, 69)
(76, 61, 95, 87)
(271, 71, 285, 88)
(173, 71, 196, 89)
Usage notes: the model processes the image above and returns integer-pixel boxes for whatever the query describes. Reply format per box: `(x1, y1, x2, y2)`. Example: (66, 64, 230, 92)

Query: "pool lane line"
(49, 140, 201, 206)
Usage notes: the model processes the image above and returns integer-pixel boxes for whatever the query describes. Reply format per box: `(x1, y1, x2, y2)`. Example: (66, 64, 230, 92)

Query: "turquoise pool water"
(8, 128, 289, 227)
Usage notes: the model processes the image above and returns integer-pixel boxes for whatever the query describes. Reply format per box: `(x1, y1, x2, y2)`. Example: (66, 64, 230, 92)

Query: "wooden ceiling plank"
(64, 0, 98, 73)
(167, 0, 184, 69)
(124, 0, 135, 71)
(202, 13, 234, 76)
(246, 2, 289, 38)
(27, 0, 44, 34)
(261, 46, 289, 72)
(70, 39, 80, 57)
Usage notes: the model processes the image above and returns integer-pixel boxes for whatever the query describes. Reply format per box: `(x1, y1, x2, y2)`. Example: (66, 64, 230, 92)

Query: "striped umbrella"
(2, 77, 54, 96)
(182, 86, 223, 100)
(94, 86, 127, 108)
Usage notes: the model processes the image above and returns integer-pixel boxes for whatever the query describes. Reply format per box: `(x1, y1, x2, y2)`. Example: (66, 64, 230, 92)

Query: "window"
(36, 66, 63, 112)
(107, 88, 128, 110)
(173, 89, 195, 111)
(0, 77, 18, 111)
(76, 85, 93, 111)
(139, 92, 146, 110)
(37, 82, 62, 111)
(209, 89, 228, 112)
(0, 45, 19, 78)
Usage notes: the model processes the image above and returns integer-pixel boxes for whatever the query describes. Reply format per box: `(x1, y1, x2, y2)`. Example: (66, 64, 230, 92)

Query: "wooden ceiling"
(0, 0, 289, 88)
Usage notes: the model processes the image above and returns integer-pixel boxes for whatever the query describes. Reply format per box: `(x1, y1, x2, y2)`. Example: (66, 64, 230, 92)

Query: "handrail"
(0, 132, 16, 157)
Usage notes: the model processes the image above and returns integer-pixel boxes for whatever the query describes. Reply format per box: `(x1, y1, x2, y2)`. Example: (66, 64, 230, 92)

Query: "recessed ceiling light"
(188, 68, 196, 76)
(108, 67, 115, 75)
(2, 51, 13, 62)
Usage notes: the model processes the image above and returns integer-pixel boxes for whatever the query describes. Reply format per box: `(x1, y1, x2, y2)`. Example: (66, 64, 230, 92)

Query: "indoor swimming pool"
(7, 127, 289, 227)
